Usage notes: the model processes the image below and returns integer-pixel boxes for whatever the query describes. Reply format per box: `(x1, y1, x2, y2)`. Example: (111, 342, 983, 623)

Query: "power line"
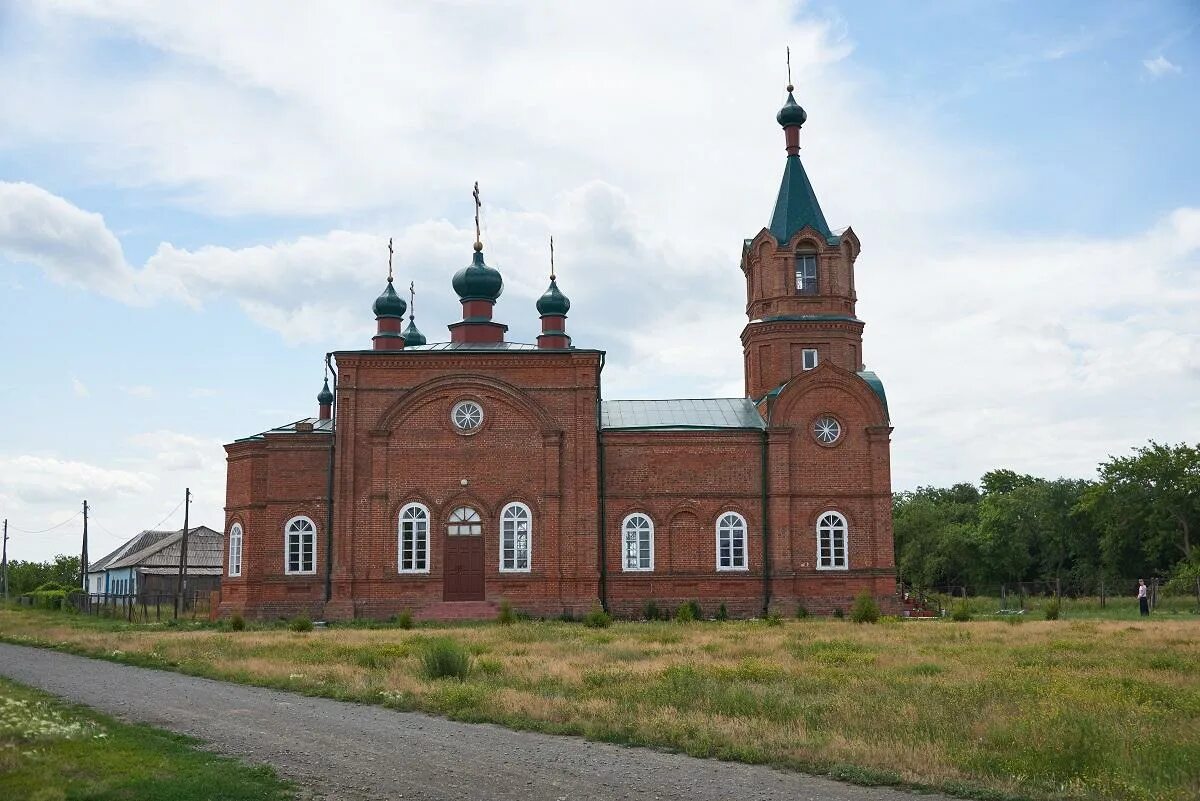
(147, 497, 185, 532)
(11, 511, 81, 534)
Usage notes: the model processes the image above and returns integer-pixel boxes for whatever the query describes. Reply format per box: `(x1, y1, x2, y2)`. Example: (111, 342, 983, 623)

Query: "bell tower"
(740, 84, 865, 400)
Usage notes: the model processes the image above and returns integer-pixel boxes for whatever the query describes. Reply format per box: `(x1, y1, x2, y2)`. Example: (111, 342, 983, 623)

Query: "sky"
(1, 0, 1197, 563)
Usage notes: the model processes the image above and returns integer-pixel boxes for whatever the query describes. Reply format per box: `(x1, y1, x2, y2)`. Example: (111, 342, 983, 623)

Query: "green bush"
(950, 601, 972, 622)
(32, 589, 68, 610)
(557, 610, 576, 623)
(686, 600, 703, 619)
(850, 591, 881, 624)
(796, 604, 809, 619)
(393, 610, 414, 629)
(643, 600, 660, 621)
(496, 599, 516, 626)
(421, 638, 473, 680)
(675, 603, 695, 623)
(1044, 598, 1061, 620)
(289, 615, 313, 632)
(764, 611, 783, 626)
(584, 605, 612, 628)
(229, 614, 246, 631)
(715, 602, 729, 621)
(832, 607, 845, 619)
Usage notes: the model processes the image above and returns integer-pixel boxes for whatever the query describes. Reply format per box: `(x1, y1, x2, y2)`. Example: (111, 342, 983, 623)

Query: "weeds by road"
(0, 674, 293, 800)
(1, 607, 1197, 801)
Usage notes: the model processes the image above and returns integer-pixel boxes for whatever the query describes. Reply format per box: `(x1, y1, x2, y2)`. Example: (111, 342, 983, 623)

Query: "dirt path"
(0, 643, 957, 801)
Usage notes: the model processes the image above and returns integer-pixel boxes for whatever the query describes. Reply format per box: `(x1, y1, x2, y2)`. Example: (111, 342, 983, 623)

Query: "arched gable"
(767, 362, 888, 429)
(374, 374, 560, 435)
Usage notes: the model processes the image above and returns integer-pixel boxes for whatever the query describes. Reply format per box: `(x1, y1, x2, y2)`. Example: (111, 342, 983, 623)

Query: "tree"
(1085, 441, 1200, 603)
(4, 555, 81, 595)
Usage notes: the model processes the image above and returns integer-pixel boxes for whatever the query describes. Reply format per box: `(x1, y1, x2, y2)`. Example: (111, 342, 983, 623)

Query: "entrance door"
(443, 507, 484, 601)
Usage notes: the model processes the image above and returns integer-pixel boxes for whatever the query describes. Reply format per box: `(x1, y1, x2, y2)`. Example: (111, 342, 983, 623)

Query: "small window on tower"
(802, 348, 818, 370)
(796, 253, 818, 295)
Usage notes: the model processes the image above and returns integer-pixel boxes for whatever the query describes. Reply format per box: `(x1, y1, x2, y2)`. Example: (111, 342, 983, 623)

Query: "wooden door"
(443, 507, 484, 601)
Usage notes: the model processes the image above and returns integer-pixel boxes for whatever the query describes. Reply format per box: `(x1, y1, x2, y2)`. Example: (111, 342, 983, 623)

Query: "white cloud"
(1143, 55, 1182, 78)
(0, 181, 141, 302)
(71, 378, 89, 398)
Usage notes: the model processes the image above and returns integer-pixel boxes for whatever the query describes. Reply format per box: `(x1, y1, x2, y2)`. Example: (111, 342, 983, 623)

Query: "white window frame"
(816, 511, 849, 570)
(716, 512, 749, 571)
(398, 503, 430, 574)
(500, 503, 532, 573)
(802, 348, 819, 370)
(621, 513, 654, 572)
(228, 523, 243, 577)
(284, 515, 317, 575)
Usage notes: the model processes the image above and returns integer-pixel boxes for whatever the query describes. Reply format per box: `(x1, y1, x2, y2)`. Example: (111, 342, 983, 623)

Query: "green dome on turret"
(373, 279, 407, 318)
(402, 318, 426, 346)
(536, 278, 570, 316)
(452, 244, 504, 302)
(317, 377, 333, 406)
(776, 86, 807, 128)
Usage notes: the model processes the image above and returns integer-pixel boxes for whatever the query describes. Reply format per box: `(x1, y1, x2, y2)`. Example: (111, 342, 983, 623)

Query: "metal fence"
(70, 591, 212, 622)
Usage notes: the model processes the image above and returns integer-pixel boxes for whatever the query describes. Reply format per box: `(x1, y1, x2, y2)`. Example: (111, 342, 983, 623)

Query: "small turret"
(372, 238, 407, 351)
(448, 183, 508, 344)
(537, 236, 571, 349)
(402, 281, 427, 347)
(317, 377, 334, 420)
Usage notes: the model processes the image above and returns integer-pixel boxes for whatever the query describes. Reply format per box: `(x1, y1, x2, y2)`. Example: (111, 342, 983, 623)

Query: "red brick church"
(218, 84, 897, 620)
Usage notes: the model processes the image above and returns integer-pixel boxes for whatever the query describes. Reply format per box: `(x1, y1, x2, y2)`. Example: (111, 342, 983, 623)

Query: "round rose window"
(451, 400, 483, 433)
(812, 415, 841, 445)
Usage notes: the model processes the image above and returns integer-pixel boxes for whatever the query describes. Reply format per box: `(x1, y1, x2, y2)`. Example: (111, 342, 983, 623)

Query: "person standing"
(1137, 579, 1150, 616)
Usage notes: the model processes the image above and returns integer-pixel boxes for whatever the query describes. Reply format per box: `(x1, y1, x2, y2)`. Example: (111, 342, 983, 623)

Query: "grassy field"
(0, 674, 293, 801)
(1, 607, 1197, 801)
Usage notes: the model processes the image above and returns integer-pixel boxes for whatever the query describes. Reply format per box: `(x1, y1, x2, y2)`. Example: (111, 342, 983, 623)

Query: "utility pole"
(175, 488, 190, 617)
(81, 500, 89, 594)
(2, 519, 9, 600)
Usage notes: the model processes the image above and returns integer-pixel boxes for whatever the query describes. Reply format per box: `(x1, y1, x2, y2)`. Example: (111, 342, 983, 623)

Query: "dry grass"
(2, 608, 1198, 801)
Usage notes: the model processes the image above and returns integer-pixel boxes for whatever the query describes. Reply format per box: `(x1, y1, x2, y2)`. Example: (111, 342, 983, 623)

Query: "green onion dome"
(776, 86, 807, 128)
(317, 377, 334, 406)
(402, 318, 426, 347)
(373, 279, 407, 318)
(536, 278, 570, 316)
(451, 243, 504, 302)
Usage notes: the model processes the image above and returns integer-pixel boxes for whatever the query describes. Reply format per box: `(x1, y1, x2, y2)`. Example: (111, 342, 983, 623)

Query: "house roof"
(92, 526, 223, 572)
(88, 528, 176, 572)
(601, 398, 765, 431)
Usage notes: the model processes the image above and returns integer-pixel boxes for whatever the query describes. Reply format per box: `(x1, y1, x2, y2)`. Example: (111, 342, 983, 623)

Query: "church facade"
(218, 85, 897, 621)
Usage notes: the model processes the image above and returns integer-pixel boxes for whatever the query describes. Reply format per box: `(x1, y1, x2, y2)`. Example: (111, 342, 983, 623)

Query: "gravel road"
(0, 643, 957, 801)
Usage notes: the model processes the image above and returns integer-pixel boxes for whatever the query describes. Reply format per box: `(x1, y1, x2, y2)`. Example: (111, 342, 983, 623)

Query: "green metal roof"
(601, 399, 765, 431)
(769, 155, 834, 244)
(857, 370, 890, 423)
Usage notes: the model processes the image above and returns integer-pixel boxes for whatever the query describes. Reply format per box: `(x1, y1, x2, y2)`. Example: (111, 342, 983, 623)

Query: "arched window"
(796, 251, 818, 295)
(500, 503, 531, 572)
(447, 507, 482, 536)
(622, 513, 654, 572)
(398, 503, 430, 573)
(284, 516, 316, 574)
(228, 523, 243, 577)
(716, 512, 748, 570)
(816, 512, 848, 570)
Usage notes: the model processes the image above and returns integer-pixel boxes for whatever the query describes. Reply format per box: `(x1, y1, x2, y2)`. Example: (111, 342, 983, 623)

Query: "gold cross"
(549, 235, 556, 280)
(786, 46, 792, 89)
(387, 237, 394, 282)
(409, 281, 415, 318)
